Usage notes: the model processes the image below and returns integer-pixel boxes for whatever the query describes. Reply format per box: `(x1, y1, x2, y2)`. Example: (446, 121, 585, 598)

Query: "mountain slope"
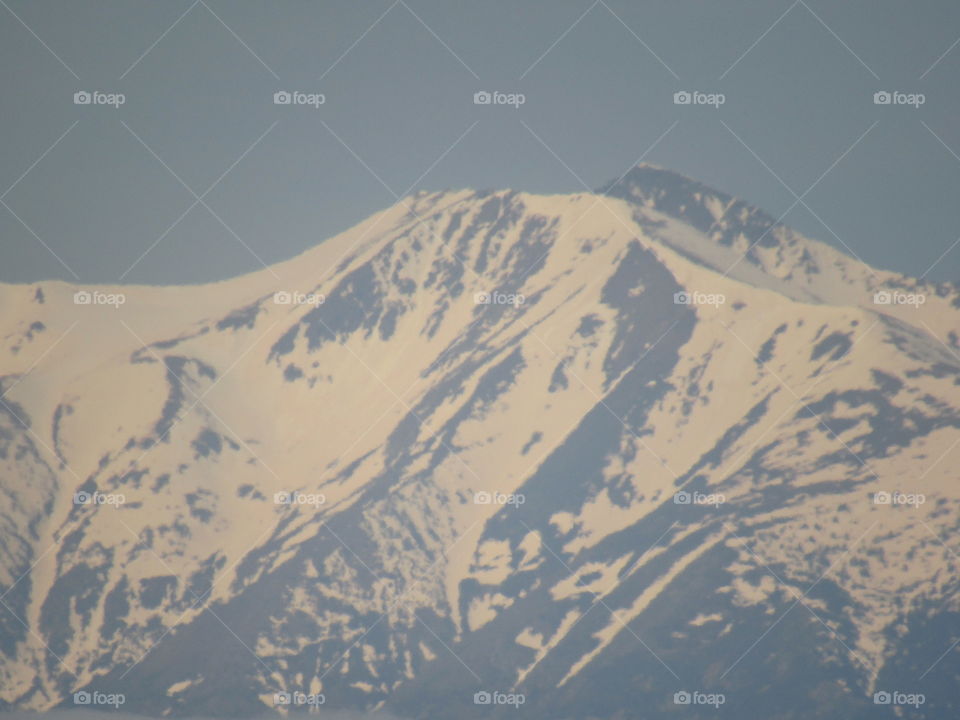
(1, 169, 959, 719)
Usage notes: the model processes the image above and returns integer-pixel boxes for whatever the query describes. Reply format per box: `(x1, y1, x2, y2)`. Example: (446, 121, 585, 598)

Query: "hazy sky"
(2, 0, 959, 285)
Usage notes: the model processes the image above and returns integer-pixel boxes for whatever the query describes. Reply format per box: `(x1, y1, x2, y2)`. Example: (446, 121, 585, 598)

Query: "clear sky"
(2, 0, 959, 285)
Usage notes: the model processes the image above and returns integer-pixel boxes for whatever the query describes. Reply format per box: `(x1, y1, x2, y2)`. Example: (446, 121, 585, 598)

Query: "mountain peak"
(599, 163, 780, 239)
(3, 169, 960, 719)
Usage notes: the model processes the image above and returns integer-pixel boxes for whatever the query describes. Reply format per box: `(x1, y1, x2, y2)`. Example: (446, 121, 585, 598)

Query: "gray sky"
(2, 0, 959, 285)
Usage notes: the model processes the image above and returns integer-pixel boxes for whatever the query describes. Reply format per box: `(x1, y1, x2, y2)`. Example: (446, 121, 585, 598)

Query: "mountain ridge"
(1, 167, 959, 718)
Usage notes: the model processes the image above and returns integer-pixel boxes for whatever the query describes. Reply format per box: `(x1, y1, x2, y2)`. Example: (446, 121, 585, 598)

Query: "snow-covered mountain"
(1, 165, 959, 719)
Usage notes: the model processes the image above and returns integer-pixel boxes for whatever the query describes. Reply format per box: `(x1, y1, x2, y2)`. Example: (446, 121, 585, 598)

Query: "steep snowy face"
(1, 171, 959, 719)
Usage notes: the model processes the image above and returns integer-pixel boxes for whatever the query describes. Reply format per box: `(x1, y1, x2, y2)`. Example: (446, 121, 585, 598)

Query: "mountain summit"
(1, 168, 959, 719)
